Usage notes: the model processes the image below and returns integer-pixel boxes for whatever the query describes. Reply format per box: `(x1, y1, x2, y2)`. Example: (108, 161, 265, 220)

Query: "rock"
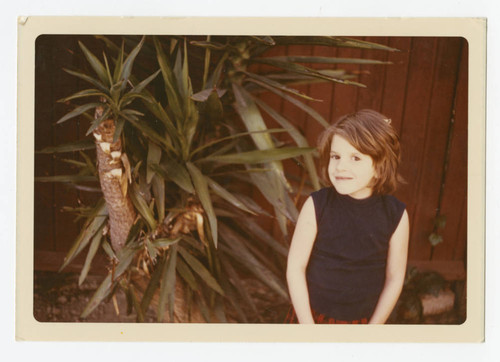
(421, 288, 455, 316)
(57, 296, 68, 304)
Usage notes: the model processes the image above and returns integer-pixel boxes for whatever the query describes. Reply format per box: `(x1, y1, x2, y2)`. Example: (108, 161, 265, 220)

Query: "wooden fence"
(34, 35, 468, 274)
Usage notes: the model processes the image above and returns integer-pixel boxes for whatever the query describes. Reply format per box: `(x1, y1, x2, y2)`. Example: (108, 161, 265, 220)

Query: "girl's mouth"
(335, 176, 352, 181)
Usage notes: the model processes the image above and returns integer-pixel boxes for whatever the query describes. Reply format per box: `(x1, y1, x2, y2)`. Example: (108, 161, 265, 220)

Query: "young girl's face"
(328, 135, 376, 199)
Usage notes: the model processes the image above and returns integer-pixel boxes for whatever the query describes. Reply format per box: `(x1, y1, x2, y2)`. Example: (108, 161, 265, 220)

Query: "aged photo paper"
(17, 16, 486, 342)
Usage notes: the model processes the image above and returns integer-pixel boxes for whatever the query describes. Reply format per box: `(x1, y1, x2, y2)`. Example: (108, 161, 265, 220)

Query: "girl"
(286, 109, 409, 324)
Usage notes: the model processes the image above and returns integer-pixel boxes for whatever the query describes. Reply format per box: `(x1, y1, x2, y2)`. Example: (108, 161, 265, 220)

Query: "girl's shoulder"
(310, 187, 336, 223)
(310, 187, 335, 199)
(380, 194, 406, 227)
(381, 194, 406, 210)
(310, 187, 337, 206)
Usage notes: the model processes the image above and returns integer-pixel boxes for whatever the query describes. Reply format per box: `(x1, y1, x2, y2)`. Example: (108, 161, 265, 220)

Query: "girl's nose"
(336, 158, 347, 171)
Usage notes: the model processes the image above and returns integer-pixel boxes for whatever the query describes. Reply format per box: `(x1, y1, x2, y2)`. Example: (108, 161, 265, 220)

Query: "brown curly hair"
(318, 109, 403, 195)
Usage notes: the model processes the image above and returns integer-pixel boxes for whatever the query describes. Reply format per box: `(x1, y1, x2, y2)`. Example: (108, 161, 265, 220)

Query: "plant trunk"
(93, 107, 136, 252)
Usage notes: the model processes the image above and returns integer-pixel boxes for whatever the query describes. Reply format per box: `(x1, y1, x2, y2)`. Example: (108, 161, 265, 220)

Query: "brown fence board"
(433, 38, 468, 261)
(380, 37, 412, 135)
(398, 37, 439, 259)
(304, 44, 337, 142)
(330, 46, 363, 122)
(356, 37, 389, 111)
(51, 37, 84, 252)
(35, 36, 56, 251)
(410, 38, 463, 260)
(454, 199, 468, 262)
(281, 44, 312, 133)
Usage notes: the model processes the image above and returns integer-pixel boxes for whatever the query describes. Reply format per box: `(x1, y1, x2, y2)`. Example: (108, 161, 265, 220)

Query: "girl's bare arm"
(369, 209, 410, 324)
(286, 196, 318, 324)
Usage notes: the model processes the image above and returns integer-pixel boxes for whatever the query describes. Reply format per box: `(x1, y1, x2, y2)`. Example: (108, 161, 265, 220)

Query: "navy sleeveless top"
(306, 187, 406, 321)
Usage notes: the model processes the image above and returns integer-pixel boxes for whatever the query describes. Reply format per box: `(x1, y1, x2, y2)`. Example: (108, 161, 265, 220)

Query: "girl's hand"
(286, 196, 318, 324)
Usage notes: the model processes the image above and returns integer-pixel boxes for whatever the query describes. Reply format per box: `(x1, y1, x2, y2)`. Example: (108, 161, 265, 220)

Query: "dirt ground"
(33, 270, 287, 323)
(33, 270, 464, 324)
(33, 271, 148, 322)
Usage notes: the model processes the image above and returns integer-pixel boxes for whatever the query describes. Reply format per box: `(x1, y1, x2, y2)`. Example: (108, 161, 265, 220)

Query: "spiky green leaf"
(205, 176, 256, 215)
(243, 71, 321, 101)
(129, 182, 157, 230)
(178, 245, 224, 295)
(203, 147, 314, 164)
(58, 89, 107, 103)
(151, 174, 165, 222)
(56, 102, 102, 125)
(120, 35, 145, 88)
(63, 68, 109, 93)
(35, 175, 98, 183)
(153, 36, 183, 122)
(80, 241, 137, 318)
(273, 36, 399, 51)
(255, 98, 320, 190)
(248, 78, 330, 128)
(256, 55, 392, 65)
(186, 162, 218, 247)
(36, 139, 95, 154)
(251, 58, 366, 87)
(153, 237, 181, 248)
(147, 141, 162, 184)
(219, 223, 288, 300)
(189, 40, 227, 51)
(85, 107, 111, 136)
(59, 201, 108, 271)
(78, 222, 105, 286)
(176, 256, 199, 291)
(236, 218, 288, 257)
(140, 254, 166, 315)
(158, 245, 177, 322)
(151, 160, 194, 194)
(78, 41, 110, 86)
(130, 69, 161, 94)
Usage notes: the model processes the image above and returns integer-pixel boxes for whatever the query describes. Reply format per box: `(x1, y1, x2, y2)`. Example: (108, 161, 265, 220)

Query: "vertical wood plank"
(454, 199, 468, 262)
(356, 37, 389, 111)
(380, 37, 412, 136)
(302, 44, 338, 194)
(330, 41, 364, 121)
(410, 38, 462, 261)
(433, 38, 468, 261)
(305, 44, 337, 142)
(397, 38, 438, 260)
(51, 36, 84, 252)
(34, 35, 56, 252)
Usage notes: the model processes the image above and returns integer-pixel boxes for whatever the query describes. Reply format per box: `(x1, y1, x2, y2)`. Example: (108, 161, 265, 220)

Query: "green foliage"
(429, 214, 447, 247)
(38, 35, 394, 322)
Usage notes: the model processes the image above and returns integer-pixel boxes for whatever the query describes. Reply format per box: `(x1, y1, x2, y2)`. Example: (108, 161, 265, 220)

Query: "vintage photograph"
(15, 16, 486, 343)
(32, 33, 468, 325)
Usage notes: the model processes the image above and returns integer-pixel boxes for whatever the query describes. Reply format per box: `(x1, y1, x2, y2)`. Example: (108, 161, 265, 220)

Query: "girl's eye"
(352, 156, 361, 161)
(331, 155, 340, 160)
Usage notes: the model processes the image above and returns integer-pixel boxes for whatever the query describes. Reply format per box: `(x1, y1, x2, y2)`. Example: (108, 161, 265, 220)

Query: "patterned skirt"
(284, 307, 368, 324)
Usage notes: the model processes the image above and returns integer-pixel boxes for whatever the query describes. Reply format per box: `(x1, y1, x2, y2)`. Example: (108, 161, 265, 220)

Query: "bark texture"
(93, 109, 136, 252)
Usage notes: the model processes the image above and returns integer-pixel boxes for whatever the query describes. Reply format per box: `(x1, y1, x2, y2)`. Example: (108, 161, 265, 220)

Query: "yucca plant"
(36, 35, 397, 322)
